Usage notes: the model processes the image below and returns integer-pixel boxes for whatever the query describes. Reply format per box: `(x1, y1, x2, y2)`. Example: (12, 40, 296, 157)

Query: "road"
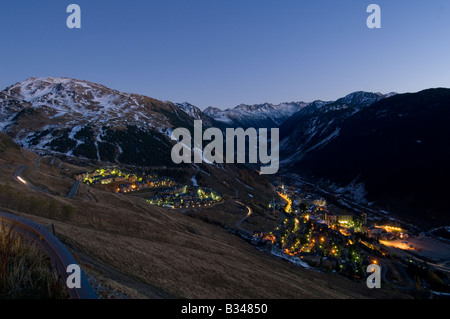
(13, 165, 52, 194)
(13, 164, 27, 179)
(0, 211, 96, 299)
(277, 191, 292, 213)
(14, 163, 80, 198)
(67, 180, 80, 199)
(235, 201, 253, 235)
(380, 238, 450, 275)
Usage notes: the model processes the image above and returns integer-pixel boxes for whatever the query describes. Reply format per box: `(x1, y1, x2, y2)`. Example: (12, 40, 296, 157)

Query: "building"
(323, 212, 354, 225)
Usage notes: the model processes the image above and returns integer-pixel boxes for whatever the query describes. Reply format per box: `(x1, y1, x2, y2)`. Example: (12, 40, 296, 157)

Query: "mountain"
(0, 129, 401, 300)
(204, 101, 308, 128)
(0, 77, 206, 166)
(0, 131, 19, 153)
(281, 88, 450, 228)
(279, 91, 392, 163)
(175, 102, 204, 120)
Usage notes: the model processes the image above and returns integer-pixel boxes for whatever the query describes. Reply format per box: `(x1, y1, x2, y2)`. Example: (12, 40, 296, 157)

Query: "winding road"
(0, 211, 96, 299)
(235, 201, 253, 235)
(13, 165, 52, 194)
(14, 161, 80, 198)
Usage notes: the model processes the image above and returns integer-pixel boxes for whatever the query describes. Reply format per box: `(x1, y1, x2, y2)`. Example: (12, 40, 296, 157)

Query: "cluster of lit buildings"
(147, 186, 222, 209)
(252, 181, 410, 278)
(75, 168, 176, 194)
(367, 225, 408, 240)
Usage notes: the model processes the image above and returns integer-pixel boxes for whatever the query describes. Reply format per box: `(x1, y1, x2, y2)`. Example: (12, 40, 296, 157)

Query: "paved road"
(67, 181, 80, 199)
(14, 163, 79, 198)
(235, 201, 253, 235)
(13, 165, 52, 194)
(13, 165, 27, 179)
(0, 212, 96, 299)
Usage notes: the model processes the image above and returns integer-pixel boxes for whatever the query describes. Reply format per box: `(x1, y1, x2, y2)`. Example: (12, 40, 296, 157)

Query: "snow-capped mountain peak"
(336, 91, 386, 107)
(175, 102, 204, 120)
(0, 77, 195, 163)
(204, 101, 308, 128)
(0, 77, 180, 130)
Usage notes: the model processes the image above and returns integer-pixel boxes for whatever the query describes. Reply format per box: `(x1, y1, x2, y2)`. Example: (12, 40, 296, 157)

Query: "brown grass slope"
(0, 134, 408, 298)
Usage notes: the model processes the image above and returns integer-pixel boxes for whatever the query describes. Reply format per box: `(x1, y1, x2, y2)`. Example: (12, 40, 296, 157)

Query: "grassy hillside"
(0, 138, 408, 298)
(0, 223, 68, 298)
(0, 132, 19, 153)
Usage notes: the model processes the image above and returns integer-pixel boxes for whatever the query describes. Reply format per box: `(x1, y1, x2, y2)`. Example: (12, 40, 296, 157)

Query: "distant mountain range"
(0, 77, 394, 166)
(279, 91, 395, 163)
(204, 101, 308, 128)
(1, 77, 448, 227)
(281, 88, 450, 228)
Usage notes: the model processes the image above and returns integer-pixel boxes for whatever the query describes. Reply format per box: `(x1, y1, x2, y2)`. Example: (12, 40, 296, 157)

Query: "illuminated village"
(252, 182, 412, 281)
(75, 168, 223, 209)
(76, 168, 176, 193)
(75, 169, 446, 290)
(147, 186, 223, 209)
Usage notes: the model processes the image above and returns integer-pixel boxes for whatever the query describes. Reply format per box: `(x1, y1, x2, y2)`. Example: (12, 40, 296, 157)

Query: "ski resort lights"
(277, 192, 292, 213)
(375, 225, 403, 232)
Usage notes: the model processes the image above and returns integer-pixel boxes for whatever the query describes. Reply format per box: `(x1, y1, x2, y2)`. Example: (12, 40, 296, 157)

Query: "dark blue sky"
(1, 0, 449, 109)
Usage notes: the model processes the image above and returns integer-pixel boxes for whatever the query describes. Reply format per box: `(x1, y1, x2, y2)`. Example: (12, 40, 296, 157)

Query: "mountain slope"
(0, 127, 407, 299)
(280, 91, 391, 164)
(0, 131, 20, 153)
(204, 101, 308, 128)
(283, 88, 450, 228)
(0, 77, 200, 166)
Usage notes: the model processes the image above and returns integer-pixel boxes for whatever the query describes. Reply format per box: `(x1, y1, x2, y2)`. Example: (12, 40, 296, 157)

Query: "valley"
(2, 136, 448, 299)
(1, 77, 449, 299)
(0, 132, 412, 299)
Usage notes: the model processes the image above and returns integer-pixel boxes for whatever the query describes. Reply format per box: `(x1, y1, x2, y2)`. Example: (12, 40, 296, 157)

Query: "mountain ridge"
(0, 77, 198, 165)
(281, 88, 450, 228)
(1, 77, 448, 228)
(0, 77, 397, 165)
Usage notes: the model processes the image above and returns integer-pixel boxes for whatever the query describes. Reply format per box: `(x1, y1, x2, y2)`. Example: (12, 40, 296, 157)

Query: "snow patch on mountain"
(204, 101, 308, 127)
(176, 102, 204, 120)
(305, 128, 341, 153)
(334, 178, 368, 204)
(1, 77, 173, 133)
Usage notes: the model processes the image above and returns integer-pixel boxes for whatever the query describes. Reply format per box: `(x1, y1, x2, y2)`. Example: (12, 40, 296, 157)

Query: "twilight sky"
(1, 0, 449, 109)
